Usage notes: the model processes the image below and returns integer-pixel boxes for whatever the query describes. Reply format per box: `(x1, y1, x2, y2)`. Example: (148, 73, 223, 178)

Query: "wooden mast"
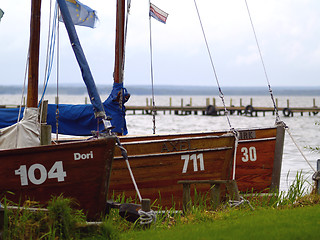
(27, 0, 41, 108)
(113, 0, 125, 84)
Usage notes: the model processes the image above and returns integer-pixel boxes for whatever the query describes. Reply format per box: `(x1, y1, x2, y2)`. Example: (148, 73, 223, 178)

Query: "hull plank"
(0, 137, 115, 220)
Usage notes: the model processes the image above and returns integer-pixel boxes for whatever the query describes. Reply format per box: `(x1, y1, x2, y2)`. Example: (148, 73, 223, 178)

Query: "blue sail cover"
(0, 108, 23, 128)
(47, 83, 129, 135)
(0, 83, 129, 135)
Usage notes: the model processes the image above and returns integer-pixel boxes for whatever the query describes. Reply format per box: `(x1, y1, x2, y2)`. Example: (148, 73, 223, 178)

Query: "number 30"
(241, 147, 257, 162)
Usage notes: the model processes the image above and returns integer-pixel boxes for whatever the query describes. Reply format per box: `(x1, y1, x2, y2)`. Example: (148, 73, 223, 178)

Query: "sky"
(1, 0, 320, 87)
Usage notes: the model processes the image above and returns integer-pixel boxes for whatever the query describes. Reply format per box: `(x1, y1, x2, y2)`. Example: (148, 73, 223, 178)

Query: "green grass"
(1, 172, 320, 239)
(121, 205, 320, 240)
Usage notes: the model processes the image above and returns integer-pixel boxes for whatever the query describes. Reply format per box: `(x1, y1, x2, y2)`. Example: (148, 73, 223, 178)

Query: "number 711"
(181, 153, 204, 173)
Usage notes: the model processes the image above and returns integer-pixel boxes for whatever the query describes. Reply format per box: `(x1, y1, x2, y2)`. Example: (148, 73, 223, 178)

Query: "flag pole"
(148, 0, 156, 135)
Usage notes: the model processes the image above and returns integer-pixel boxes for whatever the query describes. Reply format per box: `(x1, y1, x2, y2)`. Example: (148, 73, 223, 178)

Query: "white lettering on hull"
(181, 153, 205, 173)
(74, 151, 94, 161)
(15, 161, 67, 186)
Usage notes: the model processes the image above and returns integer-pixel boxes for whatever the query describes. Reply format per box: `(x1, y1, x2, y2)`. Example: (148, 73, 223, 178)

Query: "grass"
(121, 205, 320, 240)
(1, 172, 320, 239)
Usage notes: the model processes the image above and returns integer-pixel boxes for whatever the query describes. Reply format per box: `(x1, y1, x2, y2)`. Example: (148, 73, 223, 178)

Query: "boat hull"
(111, 126, 284, 207)
(110, 134, 236, 208)
(0, 137, 115, 220)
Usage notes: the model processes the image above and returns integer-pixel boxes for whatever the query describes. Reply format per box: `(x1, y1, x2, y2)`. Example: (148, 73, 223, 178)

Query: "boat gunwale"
(114, 146, 234, 160)
(119, 126, 278, 141)
(118, 133, 235, 145)
(239, 137, 276, 143)
(0, 137, 116, 156)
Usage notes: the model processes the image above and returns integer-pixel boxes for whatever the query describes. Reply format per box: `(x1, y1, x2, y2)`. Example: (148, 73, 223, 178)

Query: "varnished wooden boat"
(109, 125, 284, 207)
(0, 0, 116, 220)
(1, 137, 115, 220)
(111, 134, 236, 208)
(106, 1, 285, 208)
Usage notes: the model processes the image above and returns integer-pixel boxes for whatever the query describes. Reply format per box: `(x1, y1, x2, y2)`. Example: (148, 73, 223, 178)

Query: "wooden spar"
(113, 0, 125, 84)
(27, 0, 41, 108)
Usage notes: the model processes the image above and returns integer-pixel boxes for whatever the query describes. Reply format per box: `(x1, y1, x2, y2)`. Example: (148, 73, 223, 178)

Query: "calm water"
(1, 94, 320, 192)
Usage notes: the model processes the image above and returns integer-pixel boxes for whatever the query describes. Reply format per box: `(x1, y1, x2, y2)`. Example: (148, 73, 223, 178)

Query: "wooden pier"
(125, 97, 320, 117)
(1, 97, 319, 117)
(125, 105, 320, 117)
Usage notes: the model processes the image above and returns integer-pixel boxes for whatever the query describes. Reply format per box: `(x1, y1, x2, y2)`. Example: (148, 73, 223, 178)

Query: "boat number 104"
(15, 161, 67, 186)
(241, 147, 257, 162)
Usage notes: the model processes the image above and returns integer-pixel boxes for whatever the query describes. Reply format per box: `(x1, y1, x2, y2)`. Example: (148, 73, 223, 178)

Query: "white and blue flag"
(60, 0, 97, 28)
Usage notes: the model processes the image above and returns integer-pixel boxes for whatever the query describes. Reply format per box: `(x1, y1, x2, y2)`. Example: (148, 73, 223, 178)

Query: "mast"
(27, 0, 41, 108)
(114, 0, 125, 84)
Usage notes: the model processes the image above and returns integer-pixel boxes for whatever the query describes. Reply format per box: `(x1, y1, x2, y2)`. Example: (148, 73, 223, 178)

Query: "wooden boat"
(106, 0, 285, 208)
(0, 0, 115, 220)
(1, 138, 115, 219)
(113, 126, 284, 204)
(112, 134, 236, 207)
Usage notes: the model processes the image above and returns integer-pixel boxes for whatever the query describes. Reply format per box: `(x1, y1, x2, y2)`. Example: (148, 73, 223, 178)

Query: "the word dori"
(74, 151, 94, 161)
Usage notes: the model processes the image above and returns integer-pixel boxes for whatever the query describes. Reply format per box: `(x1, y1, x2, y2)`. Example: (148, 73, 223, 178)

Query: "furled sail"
(0, 108, 40, 149)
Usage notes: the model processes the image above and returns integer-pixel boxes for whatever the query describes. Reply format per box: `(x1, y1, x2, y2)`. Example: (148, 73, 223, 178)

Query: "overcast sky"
(1, 0, 320, 87)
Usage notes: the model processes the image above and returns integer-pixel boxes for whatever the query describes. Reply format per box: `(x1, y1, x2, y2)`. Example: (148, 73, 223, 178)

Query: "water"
(1, 94, 320, 192)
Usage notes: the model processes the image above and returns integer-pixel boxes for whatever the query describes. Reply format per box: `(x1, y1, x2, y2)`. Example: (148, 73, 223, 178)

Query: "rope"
(116, 134, 156, 224)
(229, 196, 255, 211)
(39, 1, 58, 105)
(244, 0, 281, 124)
(193, 0, 239, 177)
(232, 129, 239, 180)
(18, 49, 29, 122)
(138, 209, 157, 225)
(193, 0, 233, 130)
(56, 5, 60, 142)
(39, 0, 53, 107)
(115, 136, 142, 202)
(148, 0, 157, 134)
(39, 0, 55, 127)
(117, 0, 131, 135)
(123, 0, 131, 69)
(244, 0, 316, 173)
(115, 136, 157, 224)
(286, 127, 316, 173)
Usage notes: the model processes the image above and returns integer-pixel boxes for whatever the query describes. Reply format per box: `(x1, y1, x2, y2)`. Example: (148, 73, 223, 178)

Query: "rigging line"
(18, 49, 29, 123)
(40, 0, 54, 124)
(148, 0, 156, 134)
(232, 132, 239, 180)
(244, 0, 281, 123)
(39, 1, 58, 105)
(56, 4, 60, 142)
(193, 0, 239, 180)
(119, 0, 131, 135)
(193, 0, 233, 130)
(244, 1, 315, 173)
(286, 127, 316, 173)
(40, 0, 53, 105)
(115, 137, 142, 202)
(122, 0, 131, 70)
